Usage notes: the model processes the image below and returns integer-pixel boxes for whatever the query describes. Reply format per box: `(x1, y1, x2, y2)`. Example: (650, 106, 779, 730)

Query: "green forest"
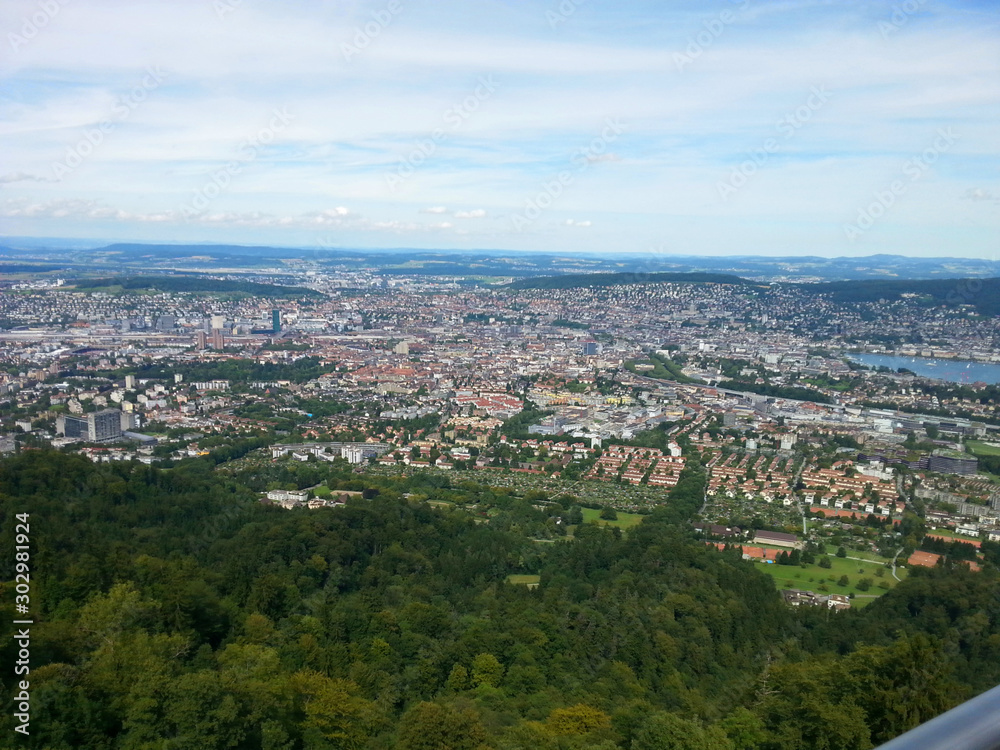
(71, 276, 323, 298)
(1, 451, 998, 749)
(625, 353, 701, 385)
(508, 273, 750, 291)
(124, 357, 331, 387)
(716, 380, 833, 405)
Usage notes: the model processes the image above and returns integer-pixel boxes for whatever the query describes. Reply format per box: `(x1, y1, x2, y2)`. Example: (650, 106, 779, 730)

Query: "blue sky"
(0, 0, 998, 258)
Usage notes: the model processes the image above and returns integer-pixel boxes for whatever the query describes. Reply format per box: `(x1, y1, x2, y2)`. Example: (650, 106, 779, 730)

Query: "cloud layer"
(1, 0, 998, 257)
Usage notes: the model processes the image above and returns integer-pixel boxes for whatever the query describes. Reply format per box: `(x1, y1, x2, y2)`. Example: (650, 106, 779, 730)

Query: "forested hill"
(507, 272, 750, 290)
(72, 275, 323, 298)
(794, 277, 1000, 316)
(1, 450, 998, 748)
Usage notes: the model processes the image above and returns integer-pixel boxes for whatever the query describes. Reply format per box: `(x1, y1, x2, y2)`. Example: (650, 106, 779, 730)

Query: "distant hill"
(0, 263, 70, 273)
(797, 277, 1000, 316)
(96, 243, 297, 259)
(72, 275, 323, 298)
(508, 272, 751, 290)
(4, 239, 1000, 281)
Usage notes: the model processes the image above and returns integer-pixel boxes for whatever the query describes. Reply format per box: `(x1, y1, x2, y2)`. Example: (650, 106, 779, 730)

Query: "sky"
(0, 0, 998, 258)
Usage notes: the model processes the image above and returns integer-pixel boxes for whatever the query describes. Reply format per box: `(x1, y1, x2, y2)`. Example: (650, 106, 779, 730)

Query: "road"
(890, 546, 904, 581)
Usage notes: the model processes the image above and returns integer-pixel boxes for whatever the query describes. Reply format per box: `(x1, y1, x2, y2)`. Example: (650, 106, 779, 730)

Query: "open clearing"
(581, 507, 646, 530)
(507, 574, 541, 589)
(968, 440, 1000, 456)
(752, 553, 907, 606)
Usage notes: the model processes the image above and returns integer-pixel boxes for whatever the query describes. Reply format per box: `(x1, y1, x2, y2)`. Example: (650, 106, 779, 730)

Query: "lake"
(848, 354, 1000, 385)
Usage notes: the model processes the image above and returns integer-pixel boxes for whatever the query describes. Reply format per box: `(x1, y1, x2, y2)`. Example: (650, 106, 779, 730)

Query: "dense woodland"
(1, 450, 998, 749)
(71, 276, 322, 298)
(508, 273, 750, 290)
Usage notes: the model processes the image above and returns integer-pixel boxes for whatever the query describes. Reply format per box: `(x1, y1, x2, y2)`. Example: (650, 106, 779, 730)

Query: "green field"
(752, 553, 906, 605)
(968, 440, 1000, 456)
(581, 507, 646, 530)
(507, 574, 541, 589)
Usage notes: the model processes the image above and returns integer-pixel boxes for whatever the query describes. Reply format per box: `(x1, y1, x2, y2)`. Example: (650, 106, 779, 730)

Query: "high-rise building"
(56, 414, 86, 439)
(56, 409, 123, 443)
(272, 309, 282, 333)
(342, 445, 376, 464)
(195, 330, 207, 350)
(928, 450, 978, 476)
(89, 409, 123, 442)
(211, 329, 225, 350)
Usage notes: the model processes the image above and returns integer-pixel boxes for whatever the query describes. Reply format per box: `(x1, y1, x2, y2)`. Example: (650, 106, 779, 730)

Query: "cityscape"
(2, 0, 999, 748)
(4, 247, 1000, 747)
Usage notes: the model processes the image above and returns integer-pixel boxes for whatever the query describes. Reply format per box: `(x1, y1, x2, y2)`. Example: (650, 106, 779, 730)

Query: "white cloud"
(0, 0, 997, 256)
(0, 172, 53, 184)
(0, 197, 474, 238)
(962, 188, 998, 202)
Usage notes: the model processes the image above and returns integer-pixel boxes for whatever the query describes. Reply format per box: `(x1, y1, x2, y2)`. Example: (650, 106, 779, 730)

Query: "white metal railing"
(874, 683, 1000, 750)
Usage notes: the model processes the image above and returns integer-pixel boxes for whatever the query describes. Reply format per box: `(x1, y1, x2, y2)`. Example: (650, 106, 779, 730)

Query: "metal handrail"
(874, 683, 1000, 750)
